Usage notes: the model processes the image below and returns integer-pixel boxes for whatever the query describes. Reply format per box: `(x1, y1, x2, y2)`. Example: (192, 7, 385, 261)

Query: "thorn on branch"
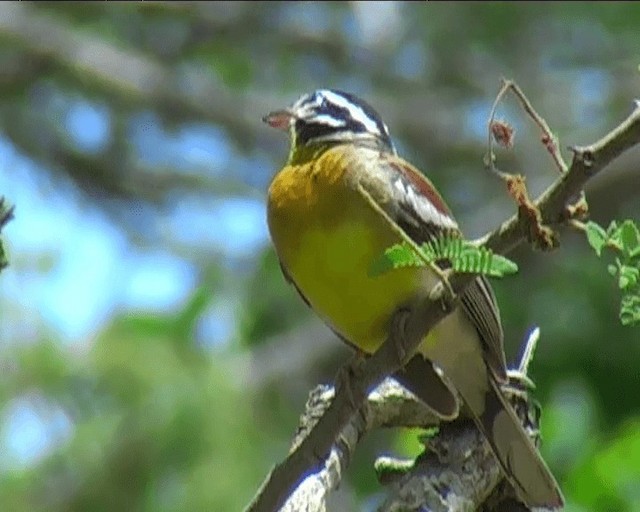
(562, 191, 590, 223)
(581, 150, 596, 170)
(568, 145, 596, 170)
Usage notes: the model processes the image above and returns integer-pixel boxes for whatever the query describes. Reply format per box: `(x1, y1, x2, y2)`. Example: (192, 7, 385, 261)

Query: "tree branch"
(377, 329, 544, 512)
(277, 380, 440, 512)
(478, 99, 640, 255)
(0, 197, 15, 272)
(273, 330, 545, 512)
(248, 90, 640, 512)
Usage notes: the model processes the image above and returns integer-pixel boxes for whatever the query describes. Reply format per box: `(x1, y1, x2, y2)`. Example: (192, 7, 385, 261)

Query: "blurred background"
(0, 2, 639, 511)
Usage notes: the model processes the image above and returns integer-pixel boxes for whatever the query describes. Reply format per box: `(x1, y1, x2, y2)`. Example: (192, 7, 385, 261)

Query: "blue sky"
(0, 102, 272, 467)
(0, 106, 269, 346)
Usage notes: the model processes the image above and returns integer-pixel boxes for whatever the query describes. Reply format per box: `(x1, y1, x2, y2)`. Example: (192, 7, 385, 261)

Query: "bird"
(263, 89, 563, 509)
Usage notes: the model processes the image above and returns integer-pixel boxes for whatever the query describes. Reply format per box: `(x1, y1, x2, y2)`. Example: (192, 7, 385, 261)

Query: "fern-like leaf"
(368, 234, 518, 278)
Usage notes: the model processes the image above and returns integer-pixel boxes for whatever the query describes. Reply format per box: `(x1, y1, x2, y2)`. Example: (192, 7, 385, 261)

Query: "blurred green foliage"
(0, 2, 639, 511)
(585, 219, 640, 325)
(0, 312, 270, 511)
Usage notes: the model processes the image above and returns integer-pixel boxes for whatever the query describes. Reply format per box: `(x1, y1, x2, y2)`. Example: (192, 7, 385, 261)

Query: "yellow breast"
(267, 146, 432, 353)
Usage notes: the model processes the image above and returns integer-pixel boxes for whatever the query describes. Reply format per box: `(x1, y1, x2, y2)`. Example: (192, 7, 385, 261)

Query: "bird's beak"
(262, 109, 294, 132)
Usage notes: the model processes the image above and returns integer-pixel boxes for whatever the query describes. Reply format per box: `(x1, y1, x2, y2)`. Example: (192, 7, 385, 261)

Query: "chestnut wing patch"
(385, 159, 458, 233)
(380, 156, 507, 382)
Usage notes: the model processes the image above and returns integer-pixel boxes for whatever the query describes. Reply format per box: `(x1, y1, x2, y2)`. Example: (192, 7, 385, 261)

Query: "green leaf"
(368, 242, 423, 277)
(465, 245, 517, 276)
(483, 253, 519, 276)
(608, 223, 626, 251)
(417, 426, 440, 443)
(450, 246, 518, 276)
(369, 236, 518, 279)
(620, 294, 640, 326)
(618, 265, 639, 290)
(584, 220, 640, 327)
(585, 221, 608, 257)
(619, 220, 640, 258)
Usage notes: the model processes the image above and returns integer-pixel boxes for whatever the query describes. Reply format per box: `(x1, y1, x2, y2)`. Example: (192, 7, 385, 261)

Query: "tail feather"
(394, 355, 460, 420)
(468, 376, 564, 509)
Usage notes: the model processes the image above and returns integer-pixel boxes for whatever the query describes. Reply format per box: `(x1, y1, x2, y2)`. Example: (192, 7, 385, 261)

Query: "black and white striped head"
(263, 89, 396, 154)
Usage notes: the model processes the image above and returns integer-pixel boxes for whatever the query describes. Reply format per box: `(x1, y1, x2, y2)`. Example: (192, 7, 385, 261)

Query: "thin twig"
(476, 100, 640, 256)
(568, 218, 588, 233)
(485, 78, 512, 178)
(518, 327, 540, 377)
(487, 78, 569, 174)
(505, 80, 569, 173)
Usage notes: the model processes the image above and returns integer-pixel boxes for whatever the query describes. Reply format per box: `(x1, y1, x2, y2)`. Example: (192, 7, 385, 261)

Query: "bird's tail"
(464, 375, 564, 509)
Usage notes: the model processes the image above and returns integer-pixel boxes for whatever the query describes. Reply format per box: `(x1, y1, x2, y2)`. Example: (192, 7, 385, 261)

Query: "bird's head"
(263, 89, 396, 162)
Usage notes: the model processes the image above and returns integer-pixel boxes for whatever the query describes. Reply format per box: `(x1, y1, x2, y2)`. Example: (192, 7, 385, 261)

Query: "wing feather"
(364, 153, 507, 382)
